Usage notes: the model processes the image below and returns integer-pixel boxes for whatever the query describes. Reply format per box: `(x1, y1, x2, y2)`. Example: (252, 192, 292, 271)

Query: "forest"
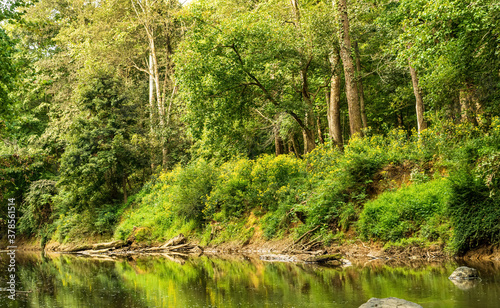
(1, 0, 500, 254)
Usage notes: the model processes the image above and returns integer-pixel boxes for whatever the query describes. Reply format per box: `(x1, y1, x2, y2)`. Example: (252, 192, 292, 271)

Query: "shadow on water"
(1, 251, 500, 308)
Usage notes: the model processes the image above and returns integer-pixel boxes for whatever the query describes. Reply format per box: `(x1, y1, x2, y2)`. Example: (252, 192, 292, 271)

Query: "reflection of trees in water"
(6, 252, 500, 307)
(3, 252, 150, 308)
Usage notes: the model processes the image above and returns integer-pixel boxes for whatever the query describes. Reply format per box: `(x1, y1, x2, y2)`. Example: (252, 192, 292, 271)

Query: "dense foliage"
(1, 0, 500, 253)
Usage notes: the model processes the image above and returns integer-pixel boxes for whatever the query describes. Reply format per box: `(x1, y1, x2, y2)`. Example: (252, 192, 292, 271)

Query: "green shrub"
(261, 203, 295, 239)
(249, 154, 305, 211)
(448, 169, 500, 253)
(19, 179, 57, 235)
(205, 158, 254, 219)
(358, 178, 451, 242)
(169, 159, 217, 224)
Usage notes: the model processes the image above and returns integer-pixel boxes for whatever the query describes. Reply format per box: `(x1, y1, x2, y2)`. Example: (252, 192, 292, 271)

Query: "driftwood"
(261, 253, 343, 264)
(161, 234, 186, 248)
(65, 234, 202, 256)
(66, 244, 93, 252)
(140, 243, 202, 254)
(304, 254, 342, 263)
(66, 241, 125, 253)
(92, 240, 126, 250)
(283, 225, 321, 253)
(79, 248, 112, 254)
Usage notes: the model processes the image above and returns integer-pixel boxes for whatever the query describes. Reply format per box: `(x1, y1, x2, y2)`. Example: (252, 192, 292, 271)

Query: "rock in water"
(359, 297, 423, 308)
(449, 278, 479, 290)
(448, 266, 479, 280)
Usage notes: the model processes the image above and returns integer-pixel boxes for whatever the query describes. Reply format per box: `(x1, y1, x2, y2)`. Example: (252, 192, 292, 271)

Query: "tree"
(392, 0, 500, 124)
(131, 0, 182, 168)
(59, 73, 147, 208)
(334, 0, 363, 137)
(327, 49, 343, 149)
(409, 62, 427, 132)
(176, 0, 335, 155)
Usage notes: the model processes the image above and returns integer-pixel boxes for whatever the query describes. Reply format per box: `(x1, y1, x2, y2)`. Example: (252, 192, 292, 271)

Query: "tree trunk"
(327, 51, 343, 149)
(149, 53, 156, 171)
(397, 112, 404, 128)
(409, 63, 427, 133)
(290, 0, 316, 154)
(290, 134, 302, 159)
(459, 83, 480, 125)
(354, 41, 368, 129)
(316, 117, 325, 144)
(149, 39, 168, 168)
(132, 0, 170, 169)
(335, 0, 363, 137)
(273, 125, 283, 156)
(301, 126, 316, 154)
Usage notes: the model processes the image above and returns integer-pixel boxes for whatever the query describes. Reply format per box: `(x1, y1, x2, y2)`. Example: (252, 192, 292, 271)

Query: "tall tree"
(354, 41, 368, 129)
(334, 0, 363, 137)
(59, 73, 147, 207)
(327, 49, 343, 149)
(408, 63, 427, 132)
(131, 0, 181, 168)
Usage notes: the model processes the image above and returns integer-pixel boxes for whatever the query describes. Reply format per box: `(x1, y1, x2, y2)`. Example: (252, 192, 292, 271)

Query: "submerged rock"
(450, 278, 479, 290)
(359, 297, 422, 308)
(448, 266, 479, 280)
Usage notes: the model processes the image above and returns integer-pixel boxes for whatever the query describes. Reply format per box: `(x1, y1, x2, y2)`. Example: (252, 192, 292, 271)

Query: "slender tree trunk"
(327, 51, 344, 150)
(290, 0, 316, 153)
(149, 53, 156, 171)
(354, 41, 368, 129)
(290, 134, 302, 159)
(149, 39, 168, 167)
(335, 0, 363, 137)
(273, 125, 283, 156)
(317, 117, 325, 144)
(397, 112, 404, 128)
(409, 62, 427, 133)
(301, 126, 316, 154)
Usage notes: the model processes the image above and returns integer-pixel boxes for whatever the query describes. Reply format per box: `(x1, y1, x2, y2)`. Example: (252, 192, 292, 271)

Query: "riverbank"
(8, 232, 500, 263)
(6, 121, 500, 264)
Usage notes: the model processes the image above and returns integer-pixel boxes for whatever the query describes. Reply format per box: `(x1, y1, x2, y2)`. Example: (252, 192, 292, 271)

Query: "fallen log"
(304, 254, 342, 263)
(66, 244, 93, 252)
(283, 225, 321, 253)
(161, 234, 186, 248)
(79, 248, 112, 254)
(92, 240, 126, 250)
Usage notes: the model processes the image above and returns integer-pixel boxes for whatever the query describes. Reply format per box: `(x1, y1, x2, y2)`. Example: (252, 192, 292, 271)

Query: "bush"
(205, 158, 254, 219)
(358, 178, 451, 242)
(448, 169, 500, 253)
(249, 154, 305, 211)
(169, 159, 217, 224)
(19, 180, 57, 235)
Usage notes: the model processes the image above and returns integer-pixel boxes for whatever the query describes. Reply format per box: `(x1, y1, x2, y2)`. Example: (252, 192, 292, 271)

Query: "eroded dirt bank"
(5, 234, 500, 263)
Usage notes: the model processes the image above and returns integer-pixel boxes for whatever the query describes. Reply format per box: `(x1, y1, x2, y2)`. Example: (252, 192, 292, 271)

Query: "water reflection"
(0, 252, 500, 308)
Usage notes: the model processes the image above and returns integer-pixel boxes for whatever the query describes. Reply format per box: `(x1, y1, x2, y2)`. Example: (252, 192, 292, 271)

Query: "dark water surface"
(0, 252, 499, 307)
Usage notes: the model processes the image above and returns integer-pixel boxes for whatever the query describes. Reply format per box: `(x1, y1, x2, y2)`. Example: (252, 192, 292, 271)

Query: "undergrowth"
(40, 117, 500, 254)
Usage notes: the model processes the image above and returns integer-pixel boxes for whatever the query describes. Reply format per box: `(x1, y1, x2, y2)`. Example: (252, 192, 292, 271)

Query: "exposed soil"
(7, 232, 500, 264)
(461, 244, 500, 261)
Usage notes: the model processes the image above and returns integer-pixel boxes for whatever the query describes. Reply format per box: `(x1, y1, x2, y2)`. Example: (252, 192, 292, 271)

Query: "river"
(0, 252, 499, 307)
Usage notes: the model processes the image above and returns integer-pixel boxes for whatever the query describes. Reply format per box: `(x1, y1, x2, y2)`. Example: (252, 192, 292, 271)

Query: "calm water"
(0, 252, 500, 307)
